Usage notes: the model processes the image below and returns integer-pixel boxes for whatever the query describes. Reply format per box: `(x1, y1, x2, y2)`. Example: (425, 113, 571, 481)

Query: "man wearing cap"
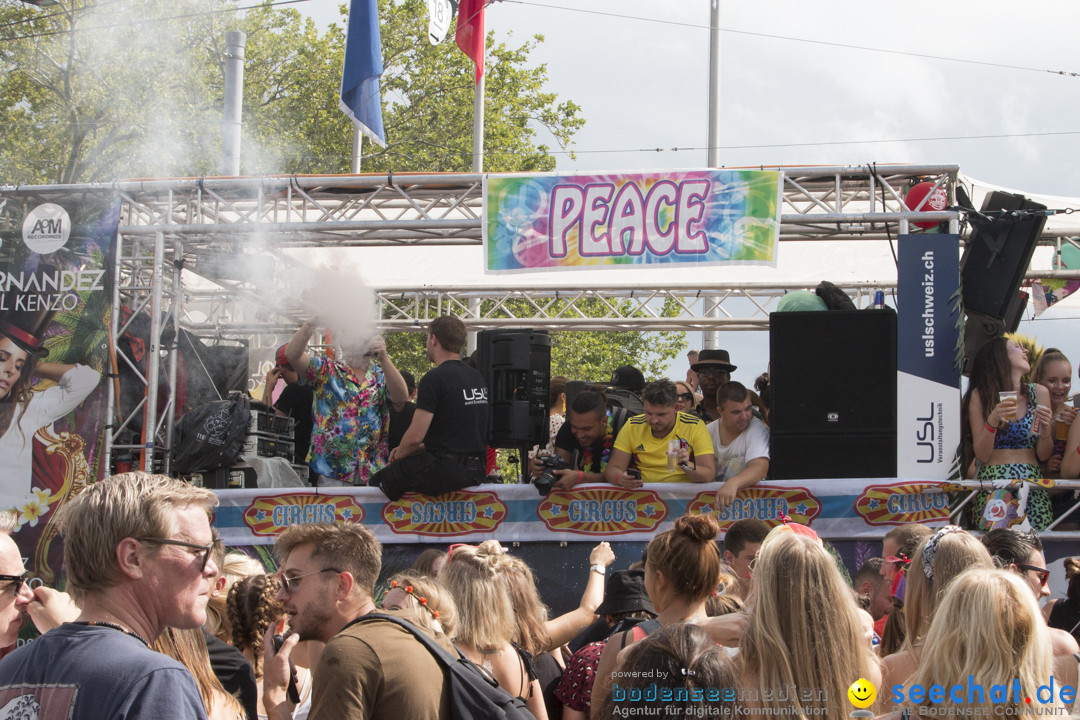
(690, 349, 737, 422)
(555, 569, 656, 718)
(605, 380, 714, 486)
(264, 345, 315, 467)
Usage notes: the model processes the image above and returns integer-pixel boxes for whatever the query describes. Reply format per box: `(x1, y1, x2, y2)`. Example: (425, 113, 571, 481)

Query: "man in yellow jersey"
(605, 380, 715, 487)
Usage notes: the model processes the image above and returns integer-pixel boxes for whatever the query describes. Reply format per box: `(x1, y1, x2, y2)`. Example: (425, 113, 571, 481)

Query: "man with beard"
(707, 381, 769, 510)
(605, 380, 714, 486)
(371, 316, 488, 499)
(528, 389, 631, 489)
(262, 523, 450, 720)
(689, 349, 736, 422)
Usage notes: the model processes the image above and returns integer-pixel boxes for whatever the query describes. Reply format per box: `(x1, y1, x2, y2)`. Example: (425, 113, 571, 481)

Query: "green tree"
(0, 0, 583, 182)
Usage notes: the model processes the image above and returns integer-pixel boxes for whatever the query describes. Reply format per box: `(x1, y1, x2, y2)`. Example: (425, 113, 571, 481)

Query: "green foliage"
(0, 0, 583, 183)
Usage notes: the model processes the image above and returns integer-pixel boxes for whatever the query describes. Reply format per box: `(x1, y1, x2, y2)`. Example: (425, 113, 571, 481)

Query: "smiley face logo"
(847, 678, 877, 709)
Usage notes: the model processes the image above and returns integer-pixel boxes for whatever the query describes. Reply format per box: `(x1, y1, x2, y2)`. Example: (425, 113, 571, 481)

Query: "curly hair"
(227, 573, 283, 677)
(0, 333, 39, 443)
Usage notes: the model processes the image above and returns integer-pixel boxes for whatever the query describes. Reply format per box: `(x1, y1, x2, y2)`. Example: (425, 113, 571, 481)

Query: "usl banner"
(0, 191, 119, 584)
(484, 170, 782, 272)
(211, 479, 951, 545)
(896, 233, 962, 479)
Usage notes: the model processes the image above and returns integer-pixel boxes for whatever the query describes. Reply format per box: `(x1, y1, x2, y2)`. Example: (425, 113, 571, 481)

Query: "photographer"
(529, 390, 631, 491)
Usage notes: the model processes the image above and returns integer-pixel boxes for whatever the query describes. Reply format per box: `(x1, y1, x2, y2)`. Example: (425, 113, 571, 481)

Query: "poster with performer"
(0, 191, 119, 586)
(896, 233, 962, 479)
(484, 169, 782, 272)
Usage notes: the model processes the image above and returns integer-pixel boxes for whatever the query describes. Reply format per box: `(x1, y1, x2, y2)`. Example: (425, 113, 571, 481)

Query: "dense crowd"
(0, 472, 1078, 720)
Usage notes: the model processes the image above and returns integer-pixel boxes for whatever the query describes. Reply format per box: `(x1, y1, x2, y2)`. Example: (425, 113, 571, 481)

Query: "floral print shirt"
(305, 354, 388, 482)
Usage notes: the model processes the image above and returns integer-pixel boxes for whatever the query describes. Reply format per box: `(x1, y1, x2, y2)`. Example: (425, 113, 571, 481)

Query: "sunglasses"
(676, 393, 694, 402)
(0, 573, 27, 594)
(278, 568, 342, 594)
(696, 367, 728, 377)
(135, 534, 220, 572)
(1017, 563, 1050, 588)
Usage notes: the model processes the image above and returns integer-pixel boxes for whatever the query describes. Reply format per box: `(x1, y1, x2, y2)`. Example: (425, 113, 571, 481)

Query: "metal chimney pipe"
(222, 31, 246, 176)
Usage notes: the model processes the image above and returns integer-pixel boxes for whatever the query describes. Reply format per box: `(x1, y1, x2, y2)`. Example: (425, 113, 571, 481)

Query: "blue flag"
(340, 0, 386, 148)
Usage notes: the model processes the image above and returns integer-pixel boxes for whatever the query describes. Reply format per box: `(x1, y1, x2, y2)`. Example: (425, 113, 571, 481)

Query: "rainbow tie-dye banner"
(484, 170, 782, 273)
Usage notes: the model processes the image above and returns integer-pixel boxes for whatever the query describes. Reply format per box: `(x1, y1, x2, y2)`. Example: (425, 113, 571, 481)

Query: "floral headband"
(389, 580, 443, 633)
(921, 525, 964, 582)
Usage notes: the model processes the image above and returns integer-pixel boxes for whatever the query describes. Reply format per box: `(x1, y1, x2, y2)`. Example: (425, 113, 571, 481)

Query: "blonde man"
(0, 472, 219, 720)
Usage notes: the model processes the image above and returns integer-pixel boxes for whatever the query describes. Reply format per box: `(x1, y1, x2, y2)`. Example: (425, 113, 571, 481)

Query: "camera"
(534, 454, 570, 496)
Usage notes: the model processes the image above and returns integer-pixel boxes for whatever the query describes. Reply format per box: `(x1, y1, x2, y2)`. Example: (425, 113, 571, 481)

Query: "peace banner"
(484, 170, 782, 272)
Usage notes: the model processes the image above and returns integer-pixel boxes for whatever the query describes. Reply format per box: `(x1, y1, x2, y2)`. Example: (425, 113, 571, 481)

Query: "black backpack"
(349, 613, 535, 720)
(171, 393, 251, 472)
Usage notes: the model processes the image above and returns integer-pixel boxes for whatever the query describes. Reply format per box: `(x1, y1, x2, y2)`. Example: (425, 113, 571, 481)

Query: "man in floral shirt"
(285, 321, 408, 486)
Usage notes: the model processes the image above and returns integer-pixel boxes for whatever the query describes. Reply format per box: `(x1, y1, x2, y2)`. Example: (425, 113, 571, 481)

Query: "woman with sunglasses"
(981, 528, 1079, 659)
(673, 380, 698, 415)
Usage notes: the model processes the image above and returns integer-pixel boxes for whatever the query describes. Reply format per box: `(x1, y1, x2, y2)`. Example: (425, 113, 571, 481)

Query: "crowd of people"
(2, 472, 1080, 720)
(260, 312, 1080, 530)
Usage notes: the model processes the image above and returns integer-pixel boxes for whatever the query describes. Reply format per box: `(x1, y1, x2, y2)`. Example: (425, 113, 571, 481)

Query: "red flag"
(455, 0, 485, 84)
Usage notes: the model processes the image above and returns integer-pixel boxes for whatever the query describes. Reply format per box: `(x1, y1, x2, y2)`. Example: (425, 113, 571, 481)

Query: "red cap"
(275, 345, 293, 370)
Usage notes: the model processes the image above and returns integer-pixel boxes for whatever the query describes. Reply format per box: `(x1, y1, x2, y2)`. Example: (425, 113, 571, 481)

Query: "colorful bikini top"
(993, 383, 1038, 450)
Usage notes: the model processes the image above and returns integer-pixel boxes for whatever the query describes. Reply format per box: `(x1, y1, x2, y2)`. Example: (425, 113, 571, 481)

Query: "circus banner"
(210, 478, 951, 545)
(0, 191, 118, 590)
(484, 170, 782, 272)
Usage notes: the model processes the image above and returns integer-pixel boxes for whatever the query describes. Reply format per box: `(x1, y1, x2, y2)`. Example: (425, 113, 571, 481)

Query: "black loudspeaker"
(769, 309, 897, 479)
(475, 329, 551, 448)
(960, 191, 1046, 320)
(770, 433, 896, 480)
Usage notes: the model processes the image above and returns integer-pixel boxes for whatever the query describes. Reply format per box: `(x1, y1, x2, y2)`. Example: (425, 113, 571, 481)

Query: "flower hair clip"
(389, 580, 442, 631)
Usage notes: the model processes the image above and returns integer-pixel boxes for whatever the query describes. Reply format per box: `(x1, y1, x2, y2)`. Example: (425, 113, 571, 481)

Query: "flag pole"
(471, 74, 484, 172)
(352, 123, 363, 173)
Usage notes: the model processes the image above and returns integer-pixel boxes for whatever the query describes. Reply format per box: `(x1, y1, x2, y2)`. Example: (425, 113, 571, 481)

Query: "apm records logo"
(22, 203, 71, 254)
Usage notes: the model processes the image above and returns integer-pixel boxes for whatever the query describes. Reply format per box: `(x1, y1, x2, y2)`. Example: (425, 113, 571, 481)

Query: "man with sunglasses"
(0, 511, 32, 655)
(263, 523, 451, 720)
(689, 349, 737, 422)
(0, 472, 219, 719)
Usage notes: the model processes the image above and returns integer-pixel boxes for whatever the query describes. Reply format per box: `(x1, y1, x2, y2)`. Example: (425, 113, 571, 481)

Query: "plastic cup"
(1055, 417, 1070, 442)
(998, 391, 1018, 420)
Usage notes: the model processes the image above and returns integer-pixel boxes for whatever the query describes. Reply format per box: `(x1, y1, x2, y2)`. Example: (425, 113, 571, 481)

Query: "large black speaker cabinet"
(770, 433, 896, 480)
(960, 191, 1046, 320)
(475, 329, 551, 448)
(769, 309, 897, 479)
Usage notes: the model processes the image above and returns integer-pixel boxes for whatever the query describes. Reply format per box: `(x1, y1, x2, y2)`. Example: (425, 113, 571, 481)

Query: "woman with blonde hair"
(738, 526, 880, 720)
(881, 526, 994, 690)
(591, 515, 724, 711)
(207, 552, 266, 642)
(900, 568, 1063, 716)
(438, 540, 548, 720)
(380, 571, 456, 640)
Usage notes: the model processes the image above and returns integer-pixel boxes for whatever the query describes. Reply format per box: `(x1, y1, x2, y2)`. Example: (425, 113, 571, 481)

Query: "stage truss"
(6, 163, 1080, 471)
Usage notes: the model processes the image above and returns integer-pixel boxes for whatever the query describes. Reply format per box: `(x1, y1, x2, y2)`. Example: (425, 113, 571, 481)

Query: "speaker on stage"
(769, 309, 897, 479)
(960, 191, 1046, 320)
(475, 329, 551, 448)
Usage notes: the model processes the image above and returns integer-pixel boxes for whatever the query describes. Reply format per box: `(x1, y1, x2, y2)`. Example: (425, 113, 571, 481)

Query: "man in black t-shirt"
(529, 389, 629, 490)
(371, 316, 488, 500)
(387, 369, 417, 451)
(264, 344, 314, 467)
